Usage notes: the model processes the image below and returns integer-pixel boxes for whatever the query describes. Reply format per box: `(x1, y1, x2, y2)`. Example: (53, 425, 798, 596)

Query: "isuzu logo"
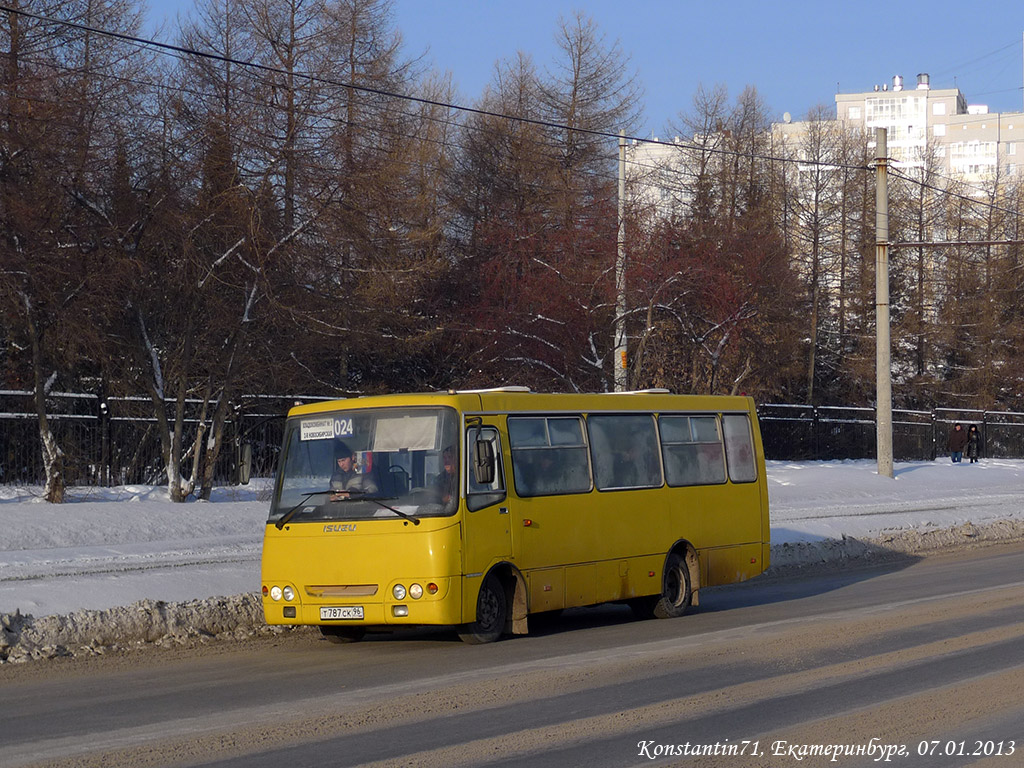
(323, 523, 357, 533)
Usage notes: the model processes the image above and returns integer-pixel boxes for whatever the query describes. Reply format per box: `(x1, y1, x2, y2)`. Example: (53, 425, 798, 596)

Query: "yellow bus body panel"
(262, 517, 463, 627)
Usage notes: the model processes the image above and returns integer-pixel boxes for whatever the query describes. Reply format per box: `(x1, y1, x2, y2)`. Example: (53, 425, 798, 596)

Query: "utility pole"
(614, 130, 628, 392)
(875, 128, 894, 478)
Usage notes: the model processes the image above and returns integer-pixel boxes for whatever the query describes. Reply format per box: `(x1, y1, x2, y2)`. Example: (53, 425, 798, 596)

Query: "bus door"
(461, 425, 511, 578)
(505, 415, 594, 609)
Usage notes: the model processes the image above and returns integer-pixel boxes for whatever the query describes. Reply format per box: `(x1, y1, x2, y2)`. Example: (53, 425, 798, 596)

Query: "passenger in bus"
(613, 448, 642, 488)
(515, 450, 559, 496)
(330, 440, 378, 499)
(432, 446, 458, 508)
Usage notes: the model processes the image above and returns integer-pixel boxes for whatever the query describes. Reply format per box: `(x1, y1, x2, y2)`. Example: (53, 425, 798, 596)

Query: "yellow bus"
(261, 388, 770, 644)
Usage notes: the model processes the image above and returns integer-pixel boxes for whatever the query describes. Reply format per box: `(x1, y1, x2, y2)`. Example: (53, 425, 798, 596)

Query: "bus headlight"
(409, 583, 423, 599)
(393, 584, 407, 600)
(270, 586, 283, 601)
(282, 586, 296, 602)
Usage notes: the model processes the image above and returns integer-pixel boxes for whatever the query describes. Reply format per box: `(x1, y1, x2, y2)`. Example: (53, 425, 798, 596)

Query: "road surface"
(3, 544, 1022, 768)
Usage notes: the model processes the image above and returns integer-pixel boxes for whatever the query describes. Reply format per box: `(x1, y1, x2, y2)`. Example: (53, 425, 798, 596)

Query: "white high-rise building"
(626, 72, 1024, 216)
(833, 73, 1024, 181)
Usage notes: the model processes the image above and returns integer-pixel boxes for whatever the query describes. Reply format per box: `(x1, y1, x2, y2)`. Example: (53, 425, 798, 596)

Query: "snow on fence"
(4, 393, 1024, 486)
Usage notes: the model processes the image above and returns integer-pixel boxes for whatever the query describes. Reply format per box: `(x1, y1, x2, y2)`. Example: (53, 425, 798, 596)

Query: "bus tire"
(319, 625, 366, 644)
(654, 550, 692, 618)
(458, 573, 507, 644)
(632, 550, 692, 620)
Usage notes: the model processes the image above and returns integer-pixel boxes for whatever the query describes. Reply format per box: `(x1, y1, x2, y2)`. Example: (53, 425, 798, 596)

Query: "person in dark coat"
(432, 446, 458, 509)
(946, 423, 968, 463)
(330, 440, 378, 498)
(966, 424, 981, 463)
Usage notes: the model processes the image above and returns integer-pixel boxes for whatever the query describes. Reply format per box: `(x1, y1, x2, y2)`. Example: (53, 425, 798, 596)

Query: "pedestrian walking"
(947, 423, 968, 463)
(966, 424, 981, 464)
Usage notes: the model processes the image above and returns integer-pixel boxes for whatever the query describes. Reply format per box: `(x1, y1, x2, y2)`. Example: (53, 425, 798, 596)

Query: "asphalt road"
(3, 543, 1023, 768)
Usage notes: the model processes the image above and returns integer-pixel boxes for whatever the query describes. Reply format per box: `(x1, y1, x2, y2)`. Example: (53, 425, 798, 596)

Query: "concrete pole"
(614, 130, 628, 392)
(876, 128, 894, 478)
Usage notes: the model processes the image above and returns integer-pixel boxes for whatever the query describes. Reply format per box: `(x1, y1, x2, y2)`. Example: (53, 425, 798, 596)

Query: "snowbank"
(3, 460, 1024, 662)
(765, 458, 1024, 566)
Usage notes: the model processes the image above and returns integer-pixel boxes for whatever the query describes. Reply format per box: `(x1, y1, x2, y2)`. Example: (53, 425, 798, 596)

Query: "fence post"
(930, 408, 937, 461)
(230, 404, 241, 486)
(982, 411, 988, 460)
(99, 396, 110, 487)
(813, 405, 820, 460)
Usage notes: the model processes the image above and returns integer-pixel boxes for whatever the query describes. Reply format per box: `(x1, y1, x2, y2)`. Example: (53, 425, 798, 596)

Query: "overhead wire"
(9, 52, 632, 205)
(889, 166, 1024, 220)
(931, 38, 1022, 79)
(3, 4, 1024, 229)
(0, 3, 874, 174)
(7, 49, 722, 217)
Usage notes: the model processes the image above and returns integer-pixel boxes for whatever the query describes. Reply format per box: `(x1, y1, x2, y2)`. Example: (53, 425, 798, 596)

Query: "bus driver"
(330, 440, 378, 499)
(433, 446, 458, 509)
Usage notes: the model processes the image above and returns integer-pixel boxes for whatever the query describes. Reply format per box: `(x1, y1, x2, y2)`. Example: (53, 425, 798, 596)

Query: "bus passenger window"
(659, 415, 726, 487)
(508, 418, 547, 447)
(587, 414, 662, 491)
(722, 414, 757, 483)
(509, 416, 591, 497)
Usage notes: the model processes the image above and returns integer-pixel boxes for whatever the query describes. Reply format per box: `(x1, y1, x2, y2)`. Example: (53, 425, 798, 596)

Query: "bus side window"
(588, 414, 662, 491)
(660, 415, 726, 487)
(722, 414, 757, 483)
(467, 428, 506, 511)
(509, 416, 591, 497)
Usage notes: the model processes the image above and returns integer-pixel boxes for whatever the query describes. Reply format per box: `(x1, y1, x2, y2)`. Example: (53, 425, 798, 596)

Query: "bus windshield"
(269, 406, 460, 524)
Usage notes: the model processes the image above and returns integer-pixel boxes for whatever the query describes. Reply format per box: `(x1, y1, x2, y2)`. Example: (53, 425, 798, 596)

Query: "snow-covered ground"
(0, 482, 273, 619)
(1, 460, 1023, 662)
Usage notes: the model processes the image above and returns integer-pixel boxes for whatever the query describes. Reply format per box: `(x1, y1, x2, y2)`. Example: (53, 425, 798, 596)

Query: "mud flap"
(511, 569, 529, 634)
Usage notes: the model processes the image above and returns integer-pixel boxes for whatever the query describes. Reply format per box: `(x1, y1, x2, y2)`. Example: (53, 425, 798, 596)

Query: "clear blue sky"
(145, 0, 1024, 136)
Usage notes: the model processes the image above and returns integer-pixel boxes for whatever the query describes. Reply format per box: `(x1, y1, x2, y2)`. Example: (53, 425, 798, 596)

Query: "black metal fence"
(0, 391, 332, 487)
(757, 404, 1024, 462)
(5, 392, 1024, 487)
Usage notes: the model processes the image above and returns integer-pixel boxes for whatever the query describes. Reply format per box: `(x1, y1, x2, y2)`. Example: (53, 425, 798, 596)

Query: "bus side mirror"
(473, 440, 495, 485)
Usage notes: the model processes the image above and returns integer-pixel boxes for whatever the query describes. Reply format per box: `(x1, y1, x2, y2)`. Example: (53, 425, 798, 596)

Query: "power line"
(8, 3, 1024, 231)
(889, 166, 1024, 220)
(0, 3, 872, 174)
(931, 38, 1022, 79)
(0, 6, 649, 143)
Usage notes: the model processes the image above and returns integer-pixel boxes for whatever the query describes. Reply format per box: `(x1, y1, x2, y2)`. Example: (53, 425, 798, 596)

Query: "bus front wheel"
(631, 551, 692, 620)
(458, 573, 507, 644)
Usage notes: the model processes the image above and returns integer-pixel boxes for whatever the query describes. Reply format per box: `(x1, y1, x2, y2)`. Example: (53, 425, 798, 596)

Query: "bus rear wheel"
(458, 573, 507, 644)
(319, 625, 366, 644)
(631, 551, 692, 620)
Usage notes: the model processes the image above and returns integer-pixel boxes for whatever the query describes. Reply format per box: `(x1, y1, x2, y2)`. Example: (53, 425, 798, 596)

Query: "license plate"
(320, 606, 364, 620)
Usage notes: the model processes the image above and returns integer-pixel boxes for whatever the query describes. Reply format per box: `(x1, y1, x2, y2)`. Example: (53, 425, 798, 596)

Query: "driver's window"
(467, 427, 506, 512)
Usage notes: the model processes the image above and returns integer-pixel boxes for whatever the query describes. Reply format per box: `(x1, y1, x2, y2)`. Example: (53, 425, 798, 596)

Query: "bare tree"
(536, 11, 641, 225)
(0, 0, 151, 501)
(668, 84, 730, 225)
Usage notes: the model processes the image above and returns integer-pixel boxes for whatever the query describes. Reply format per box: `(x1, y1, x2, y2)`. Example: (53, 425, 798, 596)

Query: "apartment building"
(833, 73, 1024, 181)
(627, 72, 1024, 219)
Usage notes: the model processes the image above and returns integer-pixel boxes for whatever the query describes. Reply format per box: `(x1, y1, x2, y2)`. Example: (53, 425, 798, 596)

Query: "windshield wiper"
(335, 491, 421, 525)
(275, 490, 332, 529)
